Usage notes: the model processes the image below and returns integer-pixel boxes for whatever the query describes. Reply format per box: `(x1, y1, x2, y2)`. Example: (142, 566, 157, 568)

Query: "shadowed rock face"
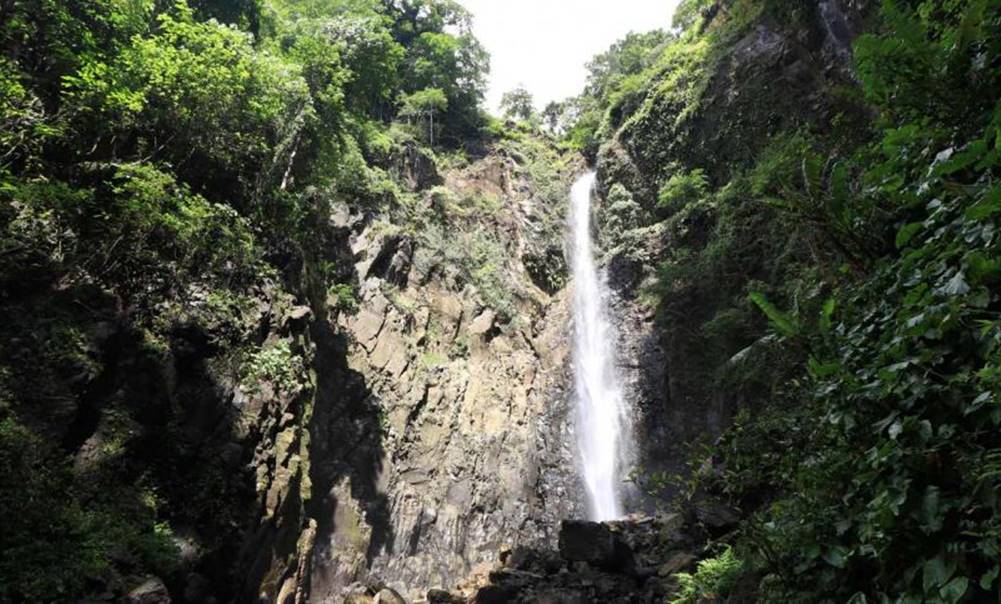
(3, 267, 339, 602)
(593, 0, 869, 503)
(308, 149, 587, 600)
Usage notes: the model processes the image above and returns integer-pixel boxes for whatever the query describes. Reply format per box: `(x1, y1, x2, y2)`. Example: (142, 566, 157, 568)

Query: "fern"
(670, 547, 743, 604)
(748, 291, 800, 338)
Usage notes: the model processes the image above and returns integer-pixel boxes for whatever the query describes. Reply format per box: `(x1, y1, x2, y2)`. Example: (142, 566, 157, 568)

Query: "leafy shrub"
(329, 282, 359, 313)
(671, 547, 743, 604)
(65, 1, 311, 184)
(0, 416, 179, 602)
(658, 168, 708, 215)
(717, 2, 1001, 601)
(242, 340, 305, 396)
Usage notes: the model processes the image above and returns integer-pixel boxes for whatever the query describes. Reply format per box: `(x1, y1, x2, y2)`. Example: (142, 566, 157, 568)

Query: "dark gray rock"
(431, 514, 707, 603)
(391, 140, 443, 192)
(182, 572, 214, 603)
(426, 588, 465, 603)
(126, 577, 171, 604)
(694, 502, 741, 534)
(558, 521, 635, 573)
(658, 552, 696, 577)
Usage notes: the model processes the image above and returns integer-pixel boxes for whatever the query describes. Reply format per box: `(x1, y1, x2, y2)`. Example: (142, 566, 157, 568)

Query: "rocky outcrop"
(0, 273, 335, 602)
(598, 1, 868, 202)
(428, 513, 718, 603)
(308, 145, 586, 599)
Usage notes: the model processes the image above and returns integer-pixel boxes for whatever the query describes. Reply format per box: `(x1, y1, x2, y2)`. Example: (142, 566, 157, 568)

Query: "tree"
(399, 87, 448, 144)
(380, 0, 489, 144)
(541, 100, 565, 133)
(500, 85, 534, 121)
(584, 29, 670, 99)
(672, 0, 716, 31)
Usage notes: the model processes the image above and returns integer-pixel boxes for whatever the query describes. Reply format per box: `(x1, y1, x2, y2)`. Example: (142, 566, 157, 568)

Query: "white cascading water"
(569, 172, 627, 521)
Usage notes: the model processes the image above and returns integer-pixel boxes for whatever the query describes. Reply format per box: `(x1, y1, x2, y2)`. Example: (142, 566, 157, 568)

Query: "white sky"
(457, 0, 681, 114)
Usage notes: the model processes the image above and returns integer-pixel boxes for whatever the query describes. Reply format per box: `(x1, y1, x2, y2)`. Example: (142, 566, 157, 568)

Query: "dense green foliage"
(560, 28, 672, 157)
(0, 0, 489, 599)
(732, 3, 1001, 600)
(500, 85, 536, 122)
(671, 547, 744, 604)
(573, 0, 1001, 601)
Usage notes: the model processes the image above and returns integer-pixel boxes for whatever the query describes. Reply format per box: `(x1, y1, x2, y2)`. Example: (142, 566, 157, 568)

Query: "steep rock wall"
(0, 240, 348, 603)
(308, 142, 586, 599)
(593, 0, 870, 496)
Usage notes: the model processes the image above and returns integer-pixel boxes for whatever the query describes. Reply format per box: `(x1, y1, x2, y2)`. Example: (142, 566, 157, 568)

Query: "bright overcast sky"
(457, 0, 681, 114)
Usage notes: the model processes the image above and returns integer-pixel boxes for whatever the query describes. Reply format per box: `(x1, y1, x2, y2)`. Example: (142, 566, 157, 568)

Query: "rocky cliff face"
(302, 7, 874, 596)
(306, 139, 587, 599)
(5, 133, 585, 604)
(0, 247, 337, 602)
(593, 0, 869, 498)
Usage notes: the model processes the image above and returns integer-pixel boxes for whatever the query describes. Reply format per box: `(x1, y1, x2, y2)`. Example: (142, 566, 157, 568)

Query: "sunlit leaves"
(749, 291, 800, 338)
(710, 2, 1001, 601)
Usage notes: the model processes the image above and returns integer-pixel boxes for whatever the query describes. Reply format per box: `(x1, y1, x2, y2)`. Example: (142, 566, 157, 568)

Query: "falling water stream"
(569, 172, 627, 521)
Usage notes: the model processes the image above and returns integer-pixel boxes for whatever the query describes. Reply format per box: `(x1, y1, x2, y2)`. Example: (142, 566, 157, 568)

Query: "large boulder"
(126, 577, 171, 604)
(693, 502, 741, 535)
(373, 587, 407, 604)
(558, 520, 635, 573)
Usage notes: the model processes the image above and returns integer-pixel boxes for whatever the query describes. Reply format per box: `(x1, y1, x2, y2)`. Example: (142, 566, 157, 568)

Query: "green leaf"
(980, 566, 999, 590)
(932, 140, 987, 177)
(808, 356, 840, 377)
(969, 286, 992, 308)
(749, 291, 800, 337)
(896, 222, 924, 248)
(966, 185, 1001, 220)
(823, 546, 849, 569)
(939, 576, 968, 603)
(820, 297, 837, 332)
(918, 420, 933, 442)
(968, 391, 992, 415)
(920, 486, 942, 533)
(967, 252, 1001, 284)
(937, 272, 970, 296)
(924, 556, 955, 593)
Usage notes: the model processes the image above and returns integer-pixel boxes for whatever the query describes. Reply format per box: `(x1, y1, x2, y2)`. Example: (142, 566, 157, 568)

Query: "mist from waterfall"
(568, 172, 627, 521)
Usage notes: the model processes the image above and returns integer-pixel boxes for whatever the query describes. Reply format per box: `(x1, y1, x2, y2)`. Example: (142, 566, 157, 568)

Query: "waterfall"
(568, 172, 627, 521)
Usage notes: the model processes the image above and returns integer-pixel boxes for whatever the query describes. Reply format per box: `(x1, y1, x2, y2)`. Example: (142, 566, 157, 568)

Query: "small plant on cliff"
(658, 167, 709, 215)
(421, 352, 448, 369)
(329, 283, 359, 313)
(242, 341, 305, 397)
(671, 547, 743, 604)
(399, 88, 448, 146)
